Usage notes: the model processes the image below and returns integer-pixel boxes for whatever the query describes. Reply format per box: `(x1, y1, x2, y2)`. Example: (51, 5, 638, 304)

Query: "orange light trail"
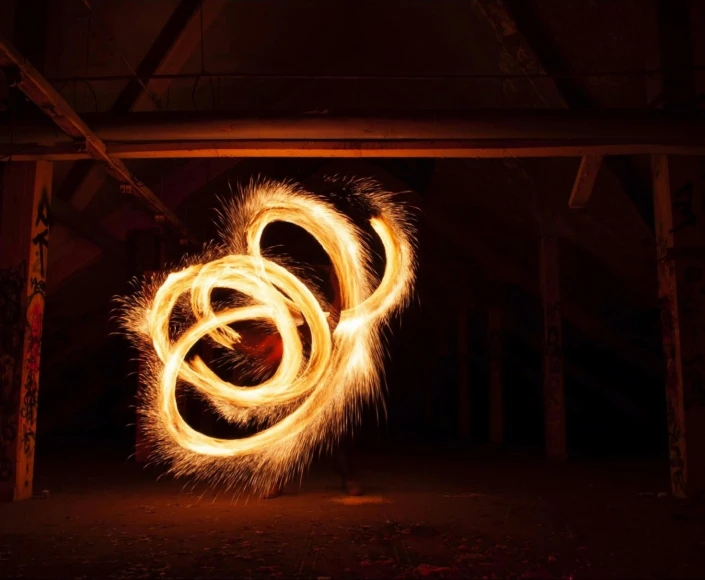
(119, 178, 416, 494)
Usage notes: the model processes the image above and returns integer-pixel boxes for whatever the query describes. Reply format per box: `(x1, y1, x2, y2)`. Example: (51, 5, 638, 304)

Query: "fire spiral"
(119, 178, 416, 493)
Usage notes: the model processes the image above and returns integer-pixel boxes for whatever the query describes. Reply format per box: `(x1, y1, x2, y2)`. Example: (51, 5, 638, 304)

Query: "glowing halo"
(118, 177, 417, 494)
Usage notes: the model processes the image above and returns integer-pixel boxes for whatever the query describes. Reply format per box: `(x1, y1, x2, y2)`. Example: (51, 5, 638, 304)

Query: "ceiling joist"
(0, 34, 197, 244)
(473, 0, 656, 234)
(59, 0, 228, 209)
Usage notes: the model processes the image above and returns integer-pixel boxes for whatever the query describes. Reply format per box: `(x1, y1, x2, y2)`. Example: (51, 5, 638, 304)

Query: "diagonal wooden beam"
(127, 0, 228, 112)
(57, 0, 227, 212)
(568, 155, 604, 209)
(0, 35, 196, 244)
(112, 0, 207, 111)
(50, 158, 240, 290)
(473, 0, 655, 233)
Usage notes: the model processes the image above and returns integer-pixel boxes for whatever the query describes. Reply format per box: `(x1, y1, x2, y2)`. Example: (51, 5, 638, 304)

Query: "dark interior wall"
(34, 158, 667, 459)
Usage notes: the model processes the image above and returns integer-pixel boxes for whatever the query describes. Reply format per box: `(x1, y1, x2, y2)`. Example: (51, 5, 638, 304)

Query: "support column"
(540, 213, 567, 460)
(652, 154, 705, 498)
(457, 301, 471, 438)
(488, 307, 503, 445)
(0, 161, 53, 501)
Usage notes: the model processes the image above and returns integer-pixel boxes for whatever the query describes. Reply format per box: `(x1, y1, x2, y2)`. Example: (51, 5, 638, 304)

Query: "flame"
(118, 178, 416, 494)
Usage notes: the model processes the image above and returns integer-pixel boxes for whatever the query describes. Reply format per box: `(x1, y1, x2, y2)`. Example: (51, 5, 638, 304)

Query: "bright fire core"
(119, 178, 416, 494)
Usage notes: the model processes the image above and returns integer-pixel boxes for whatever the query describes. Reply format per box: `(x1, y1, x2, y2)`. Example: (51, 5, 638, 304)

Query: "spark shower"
(119, 178, 416, 494)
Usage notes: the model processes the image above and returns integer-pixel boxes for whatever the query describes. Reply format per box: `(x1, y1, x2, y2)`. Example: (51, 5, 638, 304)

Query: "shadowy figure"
(232, 263, 364, 499)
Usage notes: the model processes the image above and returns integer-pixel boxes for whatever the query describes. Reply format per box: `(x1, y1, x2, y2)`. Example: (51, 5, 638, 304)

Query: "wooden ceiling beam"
(126, 0, 228, 112)
(58, 0, 227, 214)
(0, 35, 197, 244)
(5, 140, 705, 162)
(4, 109, 705, 143)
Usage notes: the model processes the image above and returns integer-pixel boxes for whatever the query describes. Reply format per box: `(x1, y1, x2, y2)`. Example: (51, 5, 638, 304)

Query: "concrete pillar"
(540, 213, 567, 460)
(652, 154, 705, 498)
(0, 161, 53, 501)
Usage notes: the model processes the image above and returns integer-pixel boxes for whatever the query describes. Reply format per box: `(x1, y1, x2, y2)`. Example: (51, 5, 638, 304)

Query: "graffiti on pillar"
(18, 281, 45, 488)
(31, 188, 50, 278)
(0, 263, 27, 484)
(659, 289, 688, 498)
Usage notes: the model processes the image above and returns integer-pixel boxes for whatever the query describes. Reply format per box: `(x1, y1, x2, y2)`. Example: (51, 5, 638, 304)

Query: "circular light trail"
(119, 178, 416, 493)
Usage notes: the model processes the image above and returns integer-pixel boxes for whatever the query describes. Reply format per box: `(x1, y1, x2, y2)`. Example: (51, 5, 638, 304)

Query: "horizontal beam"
(4, 140, 705, 161)
(0, 35, 196, 244)
(4, 110, 705, 144)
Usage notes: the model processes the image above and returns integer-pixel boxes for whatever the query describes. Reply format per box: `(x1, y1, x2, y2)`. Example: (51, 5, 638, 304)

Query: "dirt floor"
(1, 443, 704, 579)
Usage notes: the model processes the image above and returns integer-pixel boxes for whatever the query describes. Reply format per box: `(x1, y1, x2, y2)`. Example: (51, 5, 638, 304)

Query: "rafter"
(57, 0, 227, 212)
(50, 158, 240, 289)
(0, 34, 196, 244)
(568, 155, 604, 209)
(473, 0, 655, 234)
(127, 0, 228, 112)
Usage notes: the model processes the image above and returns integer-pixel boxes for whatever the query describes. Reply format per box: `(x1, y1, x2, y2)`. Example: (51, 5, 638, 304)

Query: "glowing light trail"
(119, 178, 416, 493)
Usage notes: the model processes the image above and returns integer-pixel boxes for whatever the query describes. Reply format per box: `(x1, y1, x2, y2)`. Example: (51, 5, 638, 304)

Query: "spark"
(118, 177, 416, 494)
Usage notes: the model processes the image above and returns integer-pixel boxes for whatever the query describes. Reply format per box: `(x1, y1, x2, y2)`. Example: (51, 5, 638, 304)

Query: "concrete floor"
(1, 444, 704, 579)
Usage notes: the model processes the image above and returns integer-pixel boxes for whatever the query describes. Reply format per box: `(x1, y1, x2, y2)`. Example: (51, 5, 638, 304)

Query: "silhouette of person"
(233, 263, 363, 499)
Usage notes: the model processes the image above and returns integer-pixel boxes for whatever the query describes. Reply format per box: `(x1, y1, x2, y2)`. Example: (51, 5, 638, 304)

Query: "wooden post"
(488, 307, 503, 445)
(652, 154, 705, 498)
(0, 161, 53, 501)
(540, 213, 567, 460)
(457, 302, 471, 438)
